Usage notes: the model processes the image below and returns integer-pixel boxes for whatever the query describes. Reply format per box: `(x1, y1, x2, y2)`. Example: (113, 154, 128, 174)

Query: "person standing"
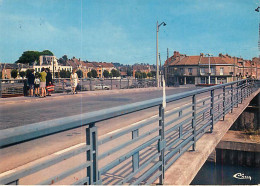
(46, 68, 53, 96)
(34, 74, 40, 97)
(28, 69, 35, 97)
(70, 69, 78, 94)
(40, 67, 47, 98)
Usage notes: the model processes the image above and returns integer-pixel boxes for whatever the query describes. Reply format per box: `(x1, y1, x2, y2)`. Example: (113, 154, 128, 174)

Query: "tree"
(87, 71, 92, 78)
(109, 73, 113, 78)
(103, 70, 109, 78)
(55, 72, 59, 78)
(19, 71, 26, 78)
(135, 71, 142, 79)
(91, 69, 97, 78)
(41, 50, 54, 56)
(0, 71, 2, 79)
(115, 70, 120, 77)
(147, 72, 152, 78)
(76, 70, 83, 78)
(16, 50, 54, 65)
(127, 68, 132, 76)
(142, 72, 147, 79)
(111, 69, 117, 77)
(58, 55, 68, 65)
(11, 69, 18, 79)
(60, 70, 71, 78)
(151, 71, 156, 77)
(111, 69, 120, 77)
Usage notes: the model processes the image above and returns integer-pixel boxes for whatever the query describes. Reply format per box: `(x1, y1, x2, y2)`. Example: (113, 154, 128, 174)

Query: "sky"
(0, 0, 259, 64)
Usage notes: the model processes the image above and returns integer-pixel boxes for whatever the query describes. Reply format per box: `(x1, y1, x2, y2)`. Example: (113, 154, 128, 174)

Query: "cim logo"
(233, 173, 251, 181)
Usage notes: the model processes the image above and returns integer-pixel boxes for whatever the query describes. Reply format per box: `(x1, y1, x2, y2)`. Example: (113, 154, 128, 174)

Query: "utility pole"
(205, 54, 212, 84)
(166, 48, 169, 86)
(159, 53, 162, 86)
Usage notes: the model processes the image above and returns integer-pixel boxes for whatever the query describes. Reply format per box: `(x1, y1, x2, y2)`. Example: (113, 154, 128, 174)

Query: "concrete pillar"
(215, 77, 218, 84)
(184, 77, 186, 85)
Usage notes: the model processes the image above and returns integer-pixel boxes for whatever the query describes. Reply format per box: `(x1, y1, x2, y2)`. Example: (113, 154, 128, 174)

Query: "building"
(164, 51, 260, 85)
(1, 63, 30, 79)
(91, 62, 116, 78)
(132, 65, 151, 78)
(33, 55, 72, 77)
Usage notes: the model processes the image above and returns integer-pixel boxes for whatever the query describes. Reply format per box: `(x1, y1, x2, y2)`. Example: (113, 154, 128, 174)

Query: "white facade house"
(33, 55, 72, 77)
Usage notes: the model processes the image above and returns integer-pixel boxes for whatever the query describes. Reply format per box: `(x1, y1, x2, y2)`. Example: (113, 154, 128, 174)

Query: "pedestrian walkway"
(0, 87, 174, 105)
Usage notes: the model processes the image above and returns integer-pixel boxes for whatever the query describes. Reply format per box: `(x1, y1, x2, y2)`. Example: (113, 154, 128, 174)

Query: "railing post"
(246, 79, 248, 98)
(90, 78, 92, 91)
(231, 84, 233, 113)
(158, 104, 165, 184)
(127, 79, 129, 89)
(120, 79, 122, 89)
(111, 79, 113, 90)
(210, 89, 214, 132)
(236, 82, 239, 107)
(192, 95, 197, 151)
(86, 123, 101, 185)
(132, 129, 139, 173)
(222, 86, 225, 120)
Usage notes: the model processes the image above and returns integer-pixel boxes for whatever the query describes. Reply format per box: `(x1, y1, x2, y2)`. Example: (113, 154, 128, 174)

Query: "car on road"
(94, 84, 110, 90)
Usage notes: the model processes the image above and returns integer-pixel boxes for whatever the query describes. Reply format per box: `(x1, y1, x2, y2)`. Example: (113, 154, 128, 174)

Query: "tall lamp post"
(156, 21, 166, 87)
(255, 6, 260, 79)
(205, 54, 213, 84)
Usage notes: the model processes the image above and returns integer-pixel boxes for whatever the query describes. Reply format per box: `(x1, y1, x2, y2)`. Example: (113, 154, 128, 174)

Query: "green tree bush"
(76, 70, 83, 78)
(103, 70, 109, 78)
(87, 71, 92, 78)
(16, 50, 54, 65)
(11, 69, 18, 79)
(142, 72, 147, 78)
(19, 71, 26, 78)
(91, 69, 98, 78)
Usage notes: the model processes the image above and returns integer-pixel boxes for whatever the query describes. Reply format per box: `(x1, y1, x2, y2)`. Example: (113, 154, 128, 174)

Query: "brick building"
(164, 51, 260, 85)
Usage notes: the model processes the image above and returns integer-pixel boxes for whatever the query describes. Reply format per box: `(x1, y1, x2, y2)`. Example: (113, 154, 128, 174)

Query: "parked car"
(94, 84, 110, 90)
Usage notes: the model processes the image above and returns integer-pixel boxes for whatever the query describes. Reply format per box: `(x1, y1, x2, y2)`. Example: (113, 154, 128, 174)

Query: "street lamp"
(156, 21, 166, 87)
(205, 54, 213, 84)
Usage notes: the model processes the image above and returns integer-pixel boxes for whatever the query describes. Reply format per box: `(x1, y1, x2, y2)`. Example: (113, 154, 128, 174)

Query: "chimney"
(200, 53, 204, 57)
(173, 51, 180, 58)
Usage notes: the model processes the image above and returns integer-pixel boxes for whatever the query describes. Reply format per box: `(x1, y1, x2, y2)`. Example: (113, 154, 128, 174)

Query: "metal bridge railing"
(0, 78, 156, 97)
(0, 79, 258, 185)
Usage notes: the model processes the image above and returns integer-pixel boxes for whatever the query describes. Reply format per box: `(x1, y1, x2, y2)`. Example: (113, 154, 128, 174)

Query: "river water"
(191, 162, 260, 185)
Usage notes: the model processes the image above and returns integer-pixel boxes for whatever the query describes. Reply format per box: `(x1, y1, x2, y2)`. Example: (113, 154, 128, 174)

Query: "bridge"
(0, 79, 259, 185)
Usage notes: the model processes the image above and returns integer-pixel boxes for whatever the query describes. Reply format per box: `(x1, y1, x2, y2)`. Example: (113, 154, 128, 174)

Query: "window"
(201, 77, 206, 84)
(188, 68, 192, 75)
(220, 67, 224, 75)
(210, 67, 215, 74)
(200, 68, 205, 75)
(180, 68, 184, 74)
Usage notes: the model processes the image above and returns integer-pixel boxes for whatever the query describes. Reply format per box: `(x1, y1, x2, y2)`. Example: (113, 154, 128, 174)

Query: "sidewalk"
(0, 87, 164, 105)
